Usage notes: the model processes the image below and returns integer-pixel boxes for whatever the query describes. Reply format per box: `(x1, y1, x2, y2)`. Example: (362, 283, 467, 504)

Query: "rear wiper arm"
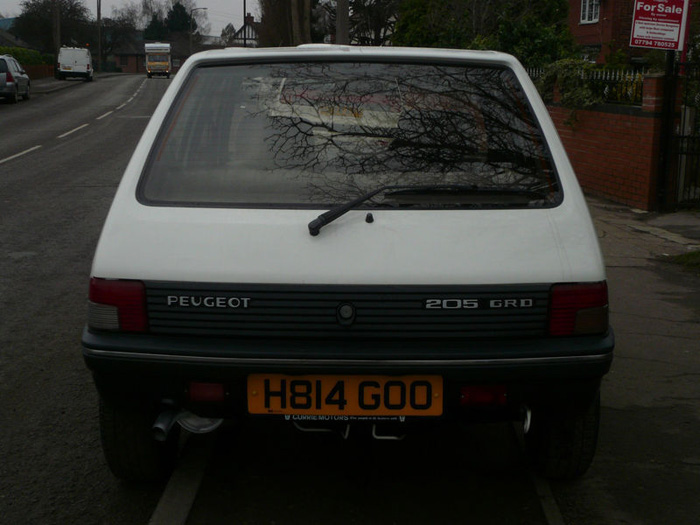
(307, 184, 479, 236)
(308, 185, 399, 236)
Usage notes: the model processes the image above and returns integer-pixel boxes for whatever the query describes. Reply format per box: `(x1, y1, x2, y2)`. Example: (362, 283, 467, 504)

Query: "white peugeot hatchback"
(83, 46, 613, 482)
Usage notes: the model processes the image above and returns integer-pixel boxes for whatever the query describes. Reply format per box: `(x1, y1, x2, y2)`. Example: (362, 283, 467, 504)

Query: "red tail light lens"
(459, 385, 508, 407)
(188, 382, 226, 403)
(6, 71, 14, 83)
(88, 278, 148, 332)
(549, 282, 609, 336)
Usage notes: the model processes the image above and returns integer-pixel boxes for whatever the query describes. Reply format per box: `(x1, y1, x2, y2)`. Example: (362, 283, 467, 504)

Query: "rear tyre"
(10, 87, 19, 104)
(99, 397, 179, 482)
(525, 392, 600, 480)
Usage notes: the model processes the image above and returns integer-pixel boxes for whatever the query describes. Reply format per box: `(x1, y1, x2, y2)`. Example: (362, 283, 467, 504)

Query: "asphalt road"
(1, 74, 171, 524)
(1, 74, 699, 525)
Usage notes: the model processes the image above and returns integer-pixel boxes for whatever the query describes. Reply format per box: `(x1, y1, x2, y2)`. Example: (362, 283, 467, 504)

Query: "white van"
(83, 46, 614, 483)
(57, 47, 93, 81)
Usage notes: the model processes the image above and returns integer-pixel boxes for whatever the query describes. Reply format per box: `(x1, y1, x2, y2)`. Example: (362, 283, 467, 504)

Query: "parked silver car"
(0, 54, 31, 103)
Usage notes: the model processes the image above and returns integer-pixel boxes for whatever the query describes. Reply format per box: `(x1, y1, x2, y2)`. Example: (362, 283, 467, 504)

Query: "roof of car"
(186, 45, 519, 69)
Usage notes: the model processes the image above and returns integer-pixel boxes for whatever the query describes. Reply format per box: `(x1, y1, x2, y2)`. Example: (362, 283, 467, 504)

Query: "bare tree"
(315, 0, 398, 45)
(258, 0, 292, 46)
(291, 0, 301, 44)
(259, 0, 311, 46)
(220, 22, 236, 46)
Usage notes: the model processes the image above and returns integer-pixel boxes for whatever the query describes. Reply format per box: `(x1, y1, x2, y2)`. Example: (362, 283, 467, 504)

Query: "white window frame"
(580, 0, 600, 24)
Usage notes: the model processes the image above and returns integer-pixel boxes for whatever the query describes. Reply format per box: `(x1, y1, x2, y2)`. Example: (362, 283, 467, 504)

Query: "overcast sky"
(0, 0, 259, 38)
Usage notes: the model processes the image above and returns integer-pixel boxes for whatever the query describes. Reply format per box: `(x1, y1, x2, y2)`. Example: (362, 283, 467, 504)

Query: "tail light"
(6, 71, 14, 83)
(459, 385, 508, 407)
(549, 282, 609, 336)
(188, 382, 226, 403)
(88, 278, 148, 332)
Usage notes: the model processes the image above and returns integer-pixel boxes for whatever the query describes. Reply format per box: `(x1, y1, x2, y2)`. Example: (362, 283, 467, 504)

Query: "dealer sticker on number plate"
(247, 374, 443, 417)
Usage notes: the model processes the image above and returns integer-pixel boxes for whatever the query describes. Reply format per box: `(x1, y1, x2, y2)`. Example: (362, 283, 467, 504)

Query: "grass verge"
(669, 250, 700, 273)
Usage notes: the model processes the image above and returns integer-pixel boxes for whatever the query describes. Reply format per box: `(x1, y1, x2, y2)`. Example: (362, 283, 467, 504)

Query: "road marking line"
(511, 423, 566, 525)
(148, 433, 214, 525)
(57, 123, 89, 138)
(116, 103, 127, 110)
(96, 111, 113, 120)
(532, 474, 566, 525)
(0, 145, 42, 165)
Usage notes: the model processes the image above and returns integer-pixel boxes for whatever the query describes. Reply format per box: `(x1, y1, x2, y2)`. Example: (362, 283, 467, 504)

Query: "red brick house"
(568, 0, 641, 63)
(568, 0, 700, 64)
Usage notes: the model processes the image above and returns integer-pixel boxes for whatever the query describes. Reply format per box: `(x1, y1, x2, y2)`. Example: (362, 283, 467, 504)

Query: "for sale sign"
(630, 0, 690, 50)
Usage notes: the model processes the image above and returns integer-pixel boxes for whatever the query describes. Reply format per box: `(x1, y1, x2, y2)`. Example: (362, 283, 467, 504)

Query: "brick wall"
(116, 55, 145, 74)
(546, 76, 665, 211)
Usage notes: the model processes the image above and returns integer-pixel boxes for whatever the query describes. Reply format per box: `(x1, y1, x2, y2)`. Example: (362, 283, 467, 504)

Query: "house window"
(120, 55, 128, 66)
(581, 0, 600, 24)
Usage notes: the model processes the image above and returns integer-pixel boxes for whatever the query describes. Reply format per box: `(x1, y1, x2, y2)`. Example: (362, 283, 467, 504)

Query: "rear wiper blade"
(307, 184, 479, 236)
(386, 185, 544, 199)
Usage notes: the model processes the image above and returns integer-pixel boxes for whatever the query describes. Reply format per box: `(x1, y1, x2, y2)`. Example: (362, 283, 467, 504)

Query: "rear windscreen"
(139, 61, 560, 209)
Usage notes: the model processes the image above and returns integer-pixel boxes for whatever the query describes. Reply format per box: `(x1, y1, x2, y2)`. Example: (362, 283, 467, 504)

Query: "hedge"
(0, 46, 53, 65)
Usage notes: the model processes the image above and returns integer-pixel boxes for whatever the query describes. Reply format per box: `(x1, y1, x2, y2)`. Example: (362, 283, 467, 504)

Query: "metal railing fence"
(527, 67, 647, 106)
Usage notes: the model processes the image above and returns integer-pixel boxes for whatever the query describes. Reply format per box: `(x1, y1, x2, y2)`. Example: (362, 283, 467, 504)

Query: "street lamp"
(189, 7, 208, 56)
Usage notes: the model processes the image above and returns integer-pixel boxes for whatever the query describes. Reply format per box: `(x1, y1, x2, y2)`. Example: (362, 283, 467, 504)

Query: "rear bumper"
(83, 327, 613, 417)
(83, 328, 613, 376)
(59, 70, 91, 78)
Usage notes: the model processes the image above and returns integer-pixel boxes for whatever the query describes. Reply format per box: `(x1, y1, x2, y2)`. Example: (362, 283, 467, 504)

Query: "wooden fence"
(22, 64, 54, 79)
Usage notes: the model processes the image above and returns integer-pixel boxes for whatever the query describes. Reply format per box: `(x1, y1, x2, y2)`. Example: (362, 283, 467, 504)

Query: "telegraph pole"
(96, 0, 101, 72)
(53, 0, 61, 71)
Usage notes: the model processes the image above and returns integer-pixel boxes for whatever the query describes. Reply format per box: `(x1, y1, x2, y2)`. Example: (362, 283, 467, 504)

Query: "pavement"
(587, 197, 700, 261)
(30, 72, 129, 94)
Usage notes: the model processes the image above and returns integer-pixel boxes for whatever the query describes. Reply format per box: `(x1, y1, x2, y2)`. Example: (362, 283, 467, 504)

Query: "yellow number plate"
(248, 374, 443, 417)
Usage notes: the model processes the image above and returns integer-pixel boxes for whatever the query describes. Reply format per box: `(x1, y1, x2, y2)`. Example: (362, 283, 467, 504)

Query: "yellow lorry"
(145, 42, 171, 79)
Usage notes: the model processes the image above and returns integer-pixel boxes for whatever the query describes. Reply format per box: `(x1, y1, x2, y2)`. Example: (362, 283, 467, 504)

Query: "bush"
(0, 46, 53, 65)
(536, 58, 603, 124)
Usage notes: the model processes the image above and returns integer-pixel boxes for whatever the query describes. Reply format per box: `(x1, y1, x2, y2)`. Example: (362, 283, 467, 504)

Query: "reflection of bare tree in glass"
(257, 63, 556, 205)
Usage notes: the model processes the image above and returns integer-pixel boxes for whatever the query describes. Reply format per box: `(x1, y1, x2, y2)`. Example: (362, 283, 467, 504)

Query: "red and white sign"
(630, 0, 690, 50)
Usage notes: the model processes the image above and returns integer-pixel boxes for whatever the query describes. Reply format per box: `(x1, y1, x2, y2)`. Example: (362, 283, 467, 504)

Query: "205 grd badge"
(424, 298, 535, 309)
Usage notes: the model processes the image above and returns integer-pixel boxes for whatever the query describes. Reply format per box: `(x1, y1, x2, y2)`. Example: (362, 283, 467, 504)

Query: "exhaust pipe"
(522, 406, 532, 434)
(152, 409, 181, 442)
(152, 409, 223, 441)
